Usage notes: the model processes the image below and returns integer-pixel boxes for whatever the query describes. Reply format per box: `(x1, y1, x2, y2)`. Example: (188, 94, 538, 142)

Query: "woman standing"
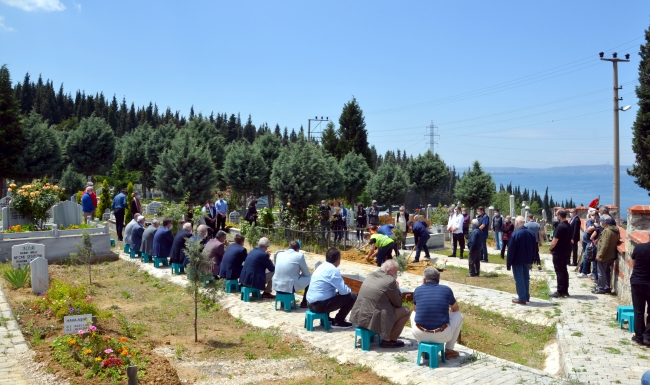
(356, 203, 367, 242)
(244, 199, 258, 226)
(332, 207, 344, 243)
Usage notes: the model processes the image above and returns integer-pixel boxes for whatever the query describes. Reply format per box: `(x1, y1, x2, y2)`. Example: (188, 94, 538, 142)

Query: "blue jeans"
(481, 233, 489, 261)
(512, 264, 531, 302)
(494, 231, 503, 250)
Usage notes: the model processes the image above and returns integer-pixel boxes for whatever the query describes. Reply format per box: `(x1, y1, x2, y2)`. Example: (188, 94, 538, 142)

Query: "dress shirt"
(215, 199, 228, 215)
(305, 261, 351, 303)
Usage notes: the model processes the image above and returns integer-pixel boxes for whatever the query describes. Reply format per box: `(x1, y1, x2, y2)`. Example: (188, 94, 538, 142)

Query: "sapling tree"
(73, 230, 96, 285)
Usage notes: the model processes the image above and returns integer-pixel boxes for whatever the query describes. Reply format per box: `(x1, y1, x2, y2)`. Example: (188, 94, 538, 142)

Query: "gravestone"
(50, 200, 82, 229)
(12, 243, 45, 269)
(541, 209, 547, 222)
(229, 211, 240, 224)
(145, 201, 163, 215)
(2, 207, 31, 229)
(0, 196, 10, 210)
(30, 257, 49, 294)
(63, 314, 93, 335)
(509, 195, 516, 218)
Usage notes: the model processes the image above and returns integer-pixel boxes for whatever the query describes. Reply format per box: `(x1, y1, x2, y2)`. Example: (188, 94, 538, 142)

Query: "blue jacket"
(111, 192, 127, 210)
(152, 226, 174, 258)
(378, 224, 394, 236)
(506, 226, 537, 269)
(169, 229, 192, 264)
(131, 224, 144, 251)
(81, 193, 94, 213)
(411, 221, 430, 240)
(219, 243, 248, 280)
(468, 228, 483, 253)
(240, 247, 275, 291)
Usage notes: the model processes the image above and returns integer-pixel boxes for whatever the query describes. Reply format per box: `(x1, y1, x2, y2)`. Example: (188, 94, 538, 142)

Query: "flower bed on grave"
(8, 181, 63, 230)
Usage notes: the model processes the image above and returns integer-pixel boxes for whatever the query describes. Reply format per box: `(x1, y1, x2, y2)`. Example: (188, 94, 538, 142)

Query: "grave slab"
(29, 257, 49, 295)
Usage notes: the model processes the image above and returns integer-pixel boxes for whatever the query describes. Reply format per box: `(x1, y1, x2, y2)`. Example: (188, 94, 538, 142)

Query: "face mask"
(570, 213, 574, 217)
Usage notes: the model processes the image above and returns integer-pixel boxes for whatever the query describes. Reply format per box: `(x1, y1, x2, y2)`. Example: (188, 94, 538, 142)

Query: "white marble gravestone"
(50, 200, 83, 229)
(1, 207, 31, 229)
(145, 201, 163, 215)
(30, 257, 49, 294)
(12, 242, 45, 269)
(0, 196, 10, 210)
(229, 211, 240, 224)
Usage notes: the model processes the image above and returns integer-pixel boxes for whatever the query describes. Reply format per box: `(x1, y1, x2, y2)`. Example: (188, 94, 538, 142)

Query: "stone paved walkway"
(0, 284, 30, 385)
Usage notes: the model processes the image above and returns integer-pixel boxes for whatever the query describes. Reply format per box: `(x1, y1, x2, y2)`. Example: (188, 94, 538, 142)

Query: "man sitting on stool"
(350, 260, 411, 348)
(219, 234, 248, 281)
(240, 237, 276, 299)
(306, 248, 357, 328)
(272, 241, 311, 308)
(411, 267, 463, 360)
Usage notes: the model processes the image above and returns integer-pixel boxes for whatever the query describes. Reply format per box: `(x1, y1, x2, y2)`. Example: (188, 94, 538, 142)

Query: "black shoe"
(538, 265, 542, 271)
(410, 260, 420, 264)
(331, 320, 353, 328)
(592, 289, 610, 295)
(644, 339, 650, 346)
(632, 335, 645, 346)
(380, 339, 405, 348)
(550, 292, 562, 298)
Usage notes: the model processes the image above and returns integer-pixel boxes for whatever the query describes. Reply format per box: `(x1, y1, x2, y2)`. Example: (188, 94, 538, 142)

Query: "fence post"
(52, 224, 59, 238)
(126, 365, 137, 385)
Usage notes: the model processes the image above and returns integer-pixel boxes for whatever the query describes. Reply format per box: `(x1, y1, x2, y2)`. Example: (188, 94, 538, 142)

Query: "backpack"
(586, 244, 596, 262)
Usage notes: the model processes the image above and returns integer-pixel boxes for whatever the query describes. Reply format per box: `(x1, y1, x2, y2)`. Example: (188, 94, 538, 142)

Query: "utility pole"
(600, 52, 629, 223)
(424, 121, 439, 153)
(307, 116, 329, 142)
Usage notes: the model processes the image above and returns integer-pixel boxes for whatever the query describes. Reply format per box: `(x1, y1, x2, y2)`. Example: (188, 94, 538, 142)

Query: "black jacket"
(169, 229, 192, 264)
(468, 228, 483, 253)
(219, 243, 248, 280)
(356, 208, 367, 228)
(570, 216, 581, 242)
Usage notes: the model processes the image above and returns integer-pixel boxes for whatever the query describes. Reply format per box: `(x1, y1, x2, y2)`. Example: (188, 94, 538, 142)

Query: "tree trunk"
(142, 172, 147, 198)
(194, 289, 198, 343)
(88, 261, 92, 285)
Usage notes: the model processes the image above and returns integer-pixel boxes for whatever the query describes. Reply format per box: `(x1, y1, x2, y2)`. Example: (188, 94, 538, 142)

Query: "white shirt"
(447, 213, 464, 234)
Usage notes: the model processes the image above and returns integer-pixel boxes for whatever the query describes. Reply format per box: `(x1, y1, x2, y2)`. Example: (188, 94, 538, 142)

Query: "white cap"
(137, 215, 145, 222)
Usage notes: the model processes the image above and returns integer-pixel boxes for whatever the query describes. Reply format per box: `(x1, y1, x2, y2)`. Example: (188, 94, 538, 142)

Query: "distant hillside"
(483, 165, 631, 175)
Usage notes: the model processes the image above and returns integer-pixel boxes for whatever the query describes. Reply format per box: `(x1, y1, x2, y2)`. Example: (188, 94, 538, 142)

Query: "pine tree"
(321, 121, 339, 157)
(253, 133, 283, 203)
(125, 182, 134, 223)
(242, 114, 256, 143)
(366, 158, 409, 211)
(339, 151, 371, 205)
(96, 179, 111, 218)
(65, 114, 116, 179)
(274, 124, 281, 137)
(337, 97, 372, 167)
(186, 115, 225, 170)
(122, 123, 155, 196)
(282, 127, 289, 146)
(289, 128, 298, 143)
(59, 165, 86, 198)
(222, 140, 267, 197)
(153, 130, 218, 203)
(406, 150, 448, 206)
(0, 65, 24, 190)
(628, 25, 650, 195)
(454, 161, 495, 210)
(322, 152, 345, 199)
(18, 110, 63, 179)
(145, 122, 176, 173)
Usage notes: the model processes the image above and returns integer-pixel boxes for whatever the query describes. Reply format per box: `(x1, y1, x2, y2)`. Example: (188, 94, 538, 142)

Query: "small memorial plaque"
(64, 314, 93, 335)
(12, 243, 45, 269)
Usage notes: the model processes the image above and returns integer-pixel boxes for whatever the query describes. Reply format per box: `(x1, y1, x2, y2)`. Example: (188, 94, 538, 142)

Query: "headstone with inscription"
(0, 196, 10, 210)
(229, 211, 240, 224)
(50, 200, 82, 229)
(2, 207, 31, 229)
(12, 243, 45, 269)
(145, 201, 163, 215)
(64, 314, 93, 335)
(30, 257, 49, 294)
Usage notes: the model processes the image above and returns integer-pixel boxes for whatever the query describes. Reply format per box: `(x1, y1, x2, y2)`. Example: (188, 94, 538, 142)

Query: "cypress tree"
(59, 165, 86, 197)
(337, 97, 372, 167)
(122, 123, 155, 196)
(366, 157, 409, 211)
(96, 179, 111, 218)
(628, 25, 650, 194)
(321, 121, 339, 157)
(253, 133, 283, 202)
(0, 65, 25, 190)
(187, 115, 225, 170)
(454, 161, 495, 210)
(18, 110, 63, 179)
(145, 122, 176, 171)
(222, 140, 267, 197)
(65, 114, 116, 179)
(406, 150, 448, 206)
(339, 151, 371, 205)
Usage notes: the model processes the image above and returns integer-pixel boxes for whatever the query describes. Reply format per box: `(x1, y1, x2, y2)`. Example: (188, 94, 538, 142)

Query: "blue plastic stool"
(417, 342, 447, 368)
(225, 279, 240, 293)
(153, 257, 168, 268)
(124, 244, 130, 253)
(171, 263, 185, 274)
(620, 312, 635, 333)
(141, 253, 152, 263)
(240, 286, 261, 302)
(129, 249, 137, 258)
(617, 306, 634, 321)
(275, 293, 297, 312)
(110, 238, 115, 247)
(304, 310, 331, 331)
(354, 327, 381, 351)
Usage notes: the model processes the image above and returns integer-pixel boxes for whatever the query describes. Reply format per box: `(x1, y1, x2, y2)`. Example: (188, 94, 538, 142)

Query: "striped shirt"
(413, 282, 456, 330)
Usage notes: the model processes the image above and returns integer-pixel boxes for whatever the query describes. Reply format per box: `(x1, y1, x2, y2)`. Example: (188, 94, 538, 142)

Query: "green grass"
(441, 266, 550, 300)
(432, 248, 505, 264)
(604, 347, 621, 354)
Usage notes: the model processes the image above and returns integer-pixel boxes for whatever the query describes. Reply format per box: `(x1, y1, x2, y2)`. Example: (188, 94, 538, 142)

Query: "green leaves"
(340, 151, 371, 204)
(628, 27, 650, 195)
(407, 150, 448, 204)
(223, 140, 267, 196)
(366, 157, 409, 208)
(454, 161, 495, 210)
(65, 114, 116, 177)
(18, 111, 63, 179)
(3, 266, 30, 289)
(0, 65, 24, 180)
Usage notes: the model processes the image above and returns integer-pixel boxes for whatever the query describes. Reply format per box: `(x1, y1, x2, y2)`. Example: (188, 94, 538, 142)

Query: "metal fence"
(241, 226, 369, 254)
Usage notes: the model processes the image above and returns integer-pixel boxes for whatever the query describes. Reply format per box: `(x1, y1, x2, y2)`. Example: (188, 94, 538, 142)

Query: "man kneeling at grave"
(272, 241, 311, 308)
(240, 237, 276, 299)
(306, 248, 357, 328)
(350, 260, 411, 348)
(410, 267, 463, 360)
(364, 232, 395, 267)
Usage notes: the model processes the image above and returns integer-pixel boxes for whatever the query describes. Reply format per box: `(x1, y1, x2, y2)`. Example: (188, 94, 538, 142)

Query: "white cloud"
(0, 0, 65, 12)
(0, 15, 15, 31)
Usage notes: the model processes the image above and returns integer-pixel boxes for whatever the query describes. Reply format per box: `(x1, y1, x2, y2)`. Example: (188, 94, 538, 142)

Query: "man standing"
(467, 219, 482, 277)
(87, 182, 97, 220)
(630, 241, 650, 345)
(477, 206, 490, 262)
(319, 200, 331, 237)
(461, 207, 470, 240)
(396, 206, 409, 233)
(448, 206, 465, 259)
(338, 201, 348, 240)
(241, 237, 276, 299)
(368, 200, 380, 227)
(492, 209, 504, 251)
(112, 189, 127, 241)
(215, 193, 228, 231)
(549, 210, 572, 298)
(501, 216, 514, 259)
(569, 209, 582, 266)
(140, 219, 159, 257)
(524, 214, 543, 271)
(130, 190, 142, 215)
(593, 214, 620, 294)
(507, 216, 537, 305)
(202, 199, 217, 238)
(272, 241, 311, 308)
(81, 187, 94, 224)
(409, 219, 431, 263)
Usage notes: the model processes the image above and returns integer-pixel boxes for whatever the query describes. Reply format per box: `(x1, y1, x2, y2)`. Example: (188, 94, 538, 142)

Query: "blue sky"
(2, 0, 650, 169)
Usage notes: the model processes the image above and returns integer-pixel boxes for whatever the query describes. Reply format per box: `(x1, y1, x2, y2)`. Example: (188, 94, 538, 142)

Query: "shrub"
(33, 280, 100, 320)
(124, 182, 134, 224)
(76, 190, 83, 204)
(9, 180, 62, 229)
(2, 266, 30, 289)
(258, 207, 275, 228)
(96, 179, 111, 219)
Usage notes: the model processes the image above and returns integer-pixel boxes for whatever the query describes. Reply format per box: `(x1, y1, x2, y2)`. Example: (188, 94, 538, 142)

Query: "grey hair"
(136, 215, 145, 223)
(380, 259, 398, 273)
(423, 267, 440, 283)
(197, 224, 208, 234)
(216, 230, 227, 240)
(182, 222, 192, 231)
(151, 219, 159, 226)
(515, 215, 525, 225)
(471, 218, 479, 226)
(258, 237, 271, 248)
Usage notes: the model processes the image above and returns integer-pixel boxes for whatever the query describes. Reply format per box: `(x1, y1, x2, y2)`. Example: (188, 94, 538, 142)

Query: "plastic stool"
(417, 342, 446, 368)
(617, 306, 634, 321)
(240, 286, 261, 302)
(620, 312, 635, 333)
(153, 257, 168, 268)
(304, 310, 331, 331)
(354, 327, 381, 351)
(123, 244, 130, 253)
(110, 238, 115, 247)
(275, 293, 297, 312)
(171, 263, 185, 275)
(225, 279, 240, 293)
(129, 249, 137, 258)
(141, 253, 151, 263)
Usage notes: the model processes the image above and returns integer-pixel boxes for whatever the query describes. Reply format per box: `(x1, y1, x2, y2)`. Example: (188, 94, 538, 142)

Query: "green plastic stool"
(304, 310, 330, 331)
(417, 342, 446, 368)
(141, 253, 152, 263)
(620, 312, 635, 333)
(129, 249, 137, 258)
(617, 306, 634, 321)
(110, 238, 115, 247)
(153, 257, 168, 268)
(240, 286, 261, 302)
(124, 244, 130, 253)
(275, 293, 297, 312)
(354, 327, 381, 351)
(225, 279, 240, 293)
(171, 263, 185, 274)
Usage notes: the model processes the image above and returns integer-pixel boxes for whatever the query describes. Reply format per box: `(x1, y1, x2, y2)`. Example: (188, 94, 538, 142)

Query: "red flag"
(588, 198, 600, 208)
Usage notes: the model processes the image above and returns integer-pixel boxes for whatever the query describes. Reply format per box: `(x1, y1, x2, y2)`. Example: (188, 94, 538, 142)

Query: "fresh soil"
(339, 249, 440, 276)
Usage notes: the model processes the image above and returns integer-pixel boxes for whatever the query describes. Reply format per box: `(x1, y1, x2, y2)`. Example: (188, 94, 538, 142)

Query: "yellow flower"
(54, 186, 59, 191)
(9, 183, 16, 188)
(84, 349, 92, 355)
(29, 192, 35, 197)
(95, 357, 101, 362)
(7, 188, 11, 192)
(68, 339, 76, 345)
(30, 200, 33, 203)
(61, 187, 65, 191)
(34, 191, 40, 196)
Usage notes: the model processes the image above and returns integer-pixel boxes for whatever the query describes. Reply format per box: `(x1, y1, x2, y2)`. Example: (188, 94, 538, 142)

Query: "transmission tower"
(425, 121, 439, 153)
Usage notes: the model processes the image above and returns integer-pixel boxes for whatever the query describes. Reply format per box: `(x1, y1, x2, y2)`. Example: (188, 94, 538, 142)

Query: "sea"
(485, 165, 650, 218)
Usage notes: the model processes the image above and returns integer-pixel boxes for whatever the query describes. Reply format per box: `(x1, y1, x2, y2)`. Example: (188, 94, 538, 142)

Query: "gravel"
(14, 350, 70, 385)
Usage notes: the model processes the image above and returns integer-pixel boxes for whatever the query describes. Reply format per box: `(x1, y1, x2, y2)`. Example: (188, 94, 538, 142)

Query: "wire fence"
(238, 225, 370, 254)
